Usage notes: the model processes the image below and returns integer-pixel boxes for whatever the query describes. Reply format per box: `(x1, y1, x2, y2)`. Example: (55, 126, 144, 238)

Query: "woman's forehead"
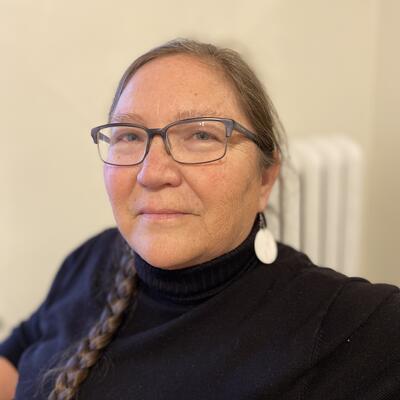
(113, 54, 244, 124)
(129, 54, 229, 91)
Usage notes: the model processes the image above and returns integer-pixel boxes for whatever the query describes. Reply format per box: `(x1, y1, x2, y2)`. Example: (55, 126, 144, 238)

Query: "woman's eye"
(112, 132, 141, 143)
(193, 131, 215, 141)
(122, 133, 138, 142)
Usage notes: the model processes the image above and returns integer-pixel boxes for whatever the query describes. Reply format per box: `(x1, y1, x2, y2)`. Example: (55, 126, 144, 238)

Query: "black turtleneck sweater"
(1, 227, 400, 399)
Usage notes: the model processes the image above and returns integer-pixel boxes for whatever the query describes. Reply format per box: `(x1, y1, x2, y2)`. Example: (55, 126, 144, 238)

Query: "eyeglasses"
(90, 117, 262, 166)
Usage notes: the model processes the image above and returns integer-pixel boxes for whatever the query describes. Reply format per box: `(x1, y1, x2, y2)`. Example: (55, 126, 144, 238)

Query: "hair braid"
(48, 250, 138, 400)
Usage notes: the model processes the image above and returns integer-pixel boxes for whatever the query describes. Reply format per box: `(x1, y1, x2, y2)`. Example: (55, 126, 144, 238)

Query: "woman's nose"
(136, 136, 182, 188)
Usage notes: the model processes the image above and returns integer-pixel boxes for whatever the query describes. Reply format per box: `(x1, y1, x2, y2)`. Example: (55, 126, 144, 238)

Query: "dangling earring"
(254, 212, 278, 264)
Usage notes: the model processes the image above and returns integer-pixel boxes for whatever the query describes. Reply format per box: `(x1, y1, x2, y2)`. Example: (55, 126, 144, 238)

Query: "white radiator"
(265, 136, 363, 276)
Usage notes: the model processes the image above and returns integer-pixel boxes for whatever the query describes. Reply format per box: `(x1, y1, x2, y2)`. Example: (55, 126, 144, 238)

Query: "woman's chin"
(127, 232, 202, 270)
(134, 247, 200, 270)
(119, 218, 203, 269)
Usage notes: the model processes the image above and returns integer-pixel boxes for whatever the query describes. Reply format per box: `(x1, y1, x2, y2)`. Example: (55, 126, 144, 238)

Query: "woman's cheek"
(103, 165, 135, 208)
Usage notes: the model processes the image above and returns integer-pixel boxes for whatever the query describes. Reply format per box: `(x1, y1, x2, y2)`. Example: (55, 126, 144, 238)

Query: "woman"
(1, 39, 400, 400)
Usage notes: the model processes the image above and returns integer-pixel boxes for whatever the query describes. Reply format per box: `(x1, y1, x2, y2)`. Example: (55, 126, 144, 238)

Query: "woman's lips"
(138, 209, 190, 220)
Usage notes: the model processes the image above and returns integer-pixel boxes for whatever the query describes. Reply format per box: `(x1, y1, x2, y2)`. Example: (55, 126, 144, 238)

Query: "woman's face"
(104, 54, 279, 269)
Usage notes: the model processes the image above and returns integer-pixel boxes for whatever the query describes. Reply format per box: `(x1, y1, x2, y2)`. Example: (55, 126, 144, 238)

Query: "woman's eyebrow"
(110, 112, 146, 124)
(110, 108, 222, 125)
(175, 108, 221, 120)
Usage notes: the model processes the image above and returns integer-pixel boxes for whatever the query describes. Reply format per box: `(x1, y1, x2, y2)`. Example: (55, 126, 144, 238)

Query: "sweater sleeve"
(0, 303, 45, 368)
(0, 228, 119, 369)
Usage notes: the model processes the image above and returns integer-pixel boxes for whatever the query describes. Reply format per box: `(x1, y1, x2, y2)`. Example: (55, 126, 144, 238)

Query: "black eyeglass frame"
(90, 117, 265, 166)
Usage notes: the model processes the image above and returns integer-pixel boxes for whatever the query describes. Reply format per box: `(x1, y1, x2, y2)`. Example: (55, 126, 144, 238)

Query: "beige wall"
(0, 0, 398, 337)
(363, 0, 400, 284)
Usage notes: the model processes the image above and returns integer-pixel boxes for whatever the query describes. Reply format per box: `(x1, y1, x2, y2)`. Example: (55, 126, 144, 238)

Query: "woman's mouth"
(138, 208, 190, 220)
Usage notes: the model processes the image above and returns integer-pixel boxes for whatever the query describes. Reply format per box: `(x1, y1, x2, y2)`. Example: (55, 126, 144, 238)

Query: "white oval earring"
(254, 212, 278, 264)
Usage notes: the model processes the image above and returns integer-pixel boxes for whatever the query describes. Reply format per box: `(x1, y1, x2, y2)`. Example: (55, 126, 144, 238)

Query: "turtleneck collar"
(133, 223, 259, 304)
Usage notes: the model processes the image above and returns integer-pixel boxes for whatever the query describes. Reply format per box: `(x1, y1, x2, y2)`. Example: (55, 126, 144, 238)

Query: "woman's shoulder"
(276, 241, 399, 311)
(277, 242, 400, 378)
(0, 228, 122, 369)
(65, 227, 121, 265)
(270, 243, 400, 397)
(275, 241, 398, 298)
(43, 227, 122, 308)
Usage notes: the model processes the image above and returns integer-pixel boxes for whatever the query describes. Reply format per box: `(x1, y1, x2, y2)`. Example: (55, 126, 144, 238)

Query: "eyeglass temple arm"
(233, 121, 274, 151)
(91, 129, 110, 144)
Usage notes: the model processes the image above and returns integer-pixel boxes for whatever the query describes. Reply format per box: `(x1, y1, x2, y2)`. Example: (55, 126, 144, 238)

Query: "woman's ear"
(258, 159, 280, 212)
